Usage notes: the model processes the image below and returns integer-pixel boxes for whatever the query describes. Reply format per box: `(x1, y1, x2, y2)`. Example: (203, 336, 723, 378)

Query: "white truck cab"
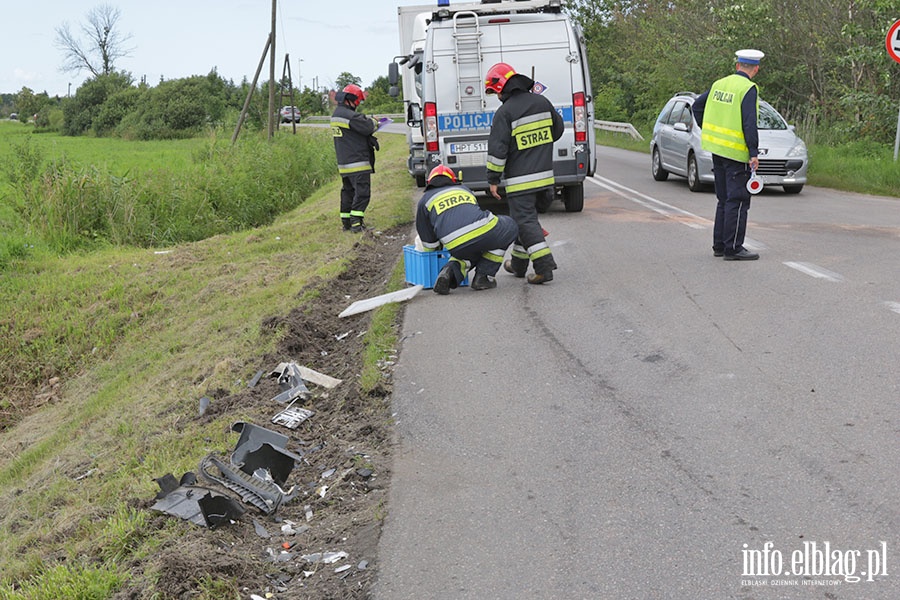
(391, 0, 595, 212)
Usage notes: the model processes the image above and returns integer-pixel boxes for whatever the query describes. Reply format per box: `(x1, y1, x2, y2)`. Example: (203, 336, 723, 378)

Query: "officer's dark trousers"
(451, 214, 518, 278)
(340, 172, 371, 228)
(507, 190, 557, 274)
(712, 155, 751, 255)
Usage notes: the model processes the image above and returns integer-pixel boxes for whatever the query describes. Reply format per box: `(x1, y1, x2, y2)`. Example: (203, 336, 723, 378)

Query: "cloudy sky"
(1, 0, 436, 97)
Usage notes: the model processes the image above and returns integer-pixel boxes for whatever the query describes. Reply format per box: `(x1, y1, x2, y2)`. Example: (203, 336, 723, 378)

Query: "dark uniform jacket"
(331, 100, 377, 175)
(416, 181, 499, 252)
(486, 74, 564, 196)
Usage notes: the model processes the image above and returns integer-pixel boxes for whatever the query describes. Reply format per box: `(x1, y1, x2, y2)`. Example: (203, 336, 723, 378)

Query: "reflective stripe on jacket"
(416, 184, 499, 251)
(486, 77, 564, 196)
(331, 104, 376, 175)
(700, 74, 758, 163)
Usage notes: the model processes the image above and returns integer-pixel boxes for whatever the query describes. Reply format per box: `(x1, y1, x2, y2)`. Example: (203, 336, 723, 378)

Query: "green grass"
(0, 132, 416, 593)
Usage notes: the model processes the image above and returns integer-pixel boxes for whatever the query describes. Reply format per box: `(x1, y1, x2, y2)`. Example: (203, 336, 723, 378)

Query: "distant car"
(650, 92, 808, 193)
(280, 106, 301, 123)
(9, 113, 17, 120)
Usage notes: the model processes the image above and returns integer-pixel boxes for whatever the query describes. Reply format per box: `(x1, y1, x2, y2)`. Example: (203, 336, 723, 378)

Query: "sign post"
(886, 19, 900, 160)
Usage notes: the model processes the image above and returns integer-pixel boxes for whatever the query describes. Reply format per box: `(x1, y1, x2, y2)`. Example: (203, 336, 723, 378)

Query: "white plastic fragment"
(295, 365, 342, 389)
(338, 285, 423, 318)
(335, 564, 352, 573)
(322, 551, 349, 564)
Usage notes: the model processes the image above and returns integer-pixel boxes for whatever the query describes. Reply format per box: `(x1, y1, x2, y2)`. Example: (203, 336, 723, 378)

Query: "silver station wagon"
(650, 92, 808, 193)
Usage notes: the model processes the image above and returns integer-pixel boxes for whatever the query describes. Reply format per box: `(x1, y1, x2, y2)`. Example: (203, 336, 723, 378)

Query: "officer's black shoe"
(527, 271, 553, 285)
(503, 259, 526, 278)
(433, 263, 455, 295)
(713, 246, 724, 257)
(723, 248, 759, 261)
(470, 272, 497, 291)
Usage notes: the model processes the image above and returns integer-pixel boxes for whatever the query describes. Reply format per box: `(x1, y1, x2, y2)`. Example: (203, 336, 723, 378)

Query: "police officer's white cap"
(735, 49, 765, 65)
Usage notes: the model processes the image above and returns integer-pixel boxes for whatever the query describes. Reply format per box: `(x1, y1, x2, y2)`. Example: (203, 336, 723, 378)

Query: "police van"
(404, 0, 595, 212)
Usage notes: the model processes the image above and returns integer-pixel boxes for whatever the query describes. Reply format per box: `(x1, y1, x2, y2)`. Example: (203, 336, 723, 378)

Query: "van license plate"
(449, 142, 488, 154)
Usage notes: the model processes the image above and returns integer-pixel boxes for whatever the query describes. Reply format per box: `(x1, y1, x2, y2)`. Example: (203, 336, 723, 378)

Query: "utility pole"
(268, 0, 277, 140)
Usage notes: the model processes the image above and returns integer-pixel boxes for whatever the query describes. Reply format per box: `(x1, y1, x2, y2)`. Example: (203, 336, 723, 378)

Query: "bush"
(6, 130, 336, 252)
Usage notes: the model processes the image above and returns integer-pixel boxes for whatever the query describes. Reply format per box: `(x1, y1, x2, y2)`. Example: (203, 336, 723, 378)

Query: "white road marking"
(782, 261, 844, 282)
(588, 175, 767, 249)
(588, 175, 710, 229)
(884, 301, 900, 315)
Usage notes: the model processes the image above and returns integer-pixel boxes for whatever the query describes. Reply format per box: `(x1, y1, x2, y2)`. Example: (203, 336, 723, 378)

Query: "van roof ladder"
(451, 11, 485, 111)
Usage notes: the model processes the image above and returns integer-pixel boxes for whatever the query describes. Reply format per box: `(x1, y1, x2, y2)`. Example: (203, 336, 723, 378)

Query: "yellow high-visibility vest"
(700, 74, 758, 163)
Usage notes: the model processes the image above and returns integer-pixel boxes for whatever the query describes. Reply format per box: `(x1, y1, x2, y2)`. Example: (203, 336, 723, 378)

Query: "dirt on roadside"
(116, 225, 411, 600)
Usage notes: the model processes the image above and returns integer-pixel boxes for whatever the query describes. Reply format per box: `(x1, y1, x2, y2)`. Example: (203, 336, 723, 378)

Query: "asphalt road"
(374, 145, 900, 599)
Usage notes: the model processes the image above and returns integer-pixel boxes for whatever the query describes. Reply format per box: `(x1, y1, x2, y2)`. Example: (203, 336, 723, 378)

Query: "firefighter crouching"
(416, 165, 519, 295)
(331, 84, 379, 232)
(485, 62, 564, 284)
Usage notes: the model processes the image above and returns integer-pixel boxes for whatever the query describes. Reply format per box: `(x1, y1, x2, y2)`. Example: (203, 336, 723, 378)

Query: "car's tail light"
(425, 102, 439, 152)
(573, 92, 586, 143)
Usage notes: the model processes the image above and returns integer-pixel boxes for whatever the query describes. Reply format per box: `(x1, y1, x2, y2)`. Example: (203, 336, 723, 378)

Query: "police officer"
(331, 84, 379, 232)
(692, 49, 764, 260)
(416, 165, 519, 295)
(484, 63, 564, 284)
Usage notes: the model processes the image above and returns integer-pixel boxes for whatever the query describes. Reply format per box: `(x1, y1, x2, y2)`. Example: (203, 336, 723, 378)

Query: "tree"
(335, 72, 362, 90)
(55, 4, 134, 77)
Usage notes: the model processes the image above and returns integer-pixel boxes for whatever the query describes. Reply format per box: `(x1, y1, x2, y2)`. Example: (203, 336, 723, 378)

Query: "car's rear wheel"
(562, 183, 584, 212)
(782, 184, 803, 194)
(652, 147, 669, 181)
(687, 153, 704, 192)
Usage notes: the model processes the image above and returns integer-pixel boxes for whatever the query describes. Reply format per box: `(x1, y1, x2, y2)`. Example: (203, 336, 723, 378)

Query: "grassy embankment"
(595, 128, 900, 198)
(0, 123, 414, 597)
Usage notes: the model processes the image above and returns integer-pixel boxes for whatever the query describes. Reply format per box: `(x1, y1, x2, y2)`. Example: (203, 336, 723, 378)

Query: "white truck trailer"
(390, 0, 595, 211)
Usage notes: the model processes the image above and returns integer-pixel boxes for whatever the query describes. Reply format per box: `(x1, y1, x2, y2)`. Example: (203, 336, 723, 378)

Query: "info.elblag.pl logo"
(741, 541, 888, 585)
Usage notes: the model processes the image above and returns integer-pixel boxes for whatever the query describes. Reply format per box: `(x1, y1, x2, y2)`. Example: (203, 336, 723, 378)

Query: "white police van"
(416, 0, 595, 212)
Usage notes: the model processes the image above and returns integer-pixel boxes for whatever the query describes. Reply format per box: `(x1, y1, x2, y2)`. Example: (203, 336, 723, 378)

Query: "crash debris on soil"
(121, 227, 411, 600)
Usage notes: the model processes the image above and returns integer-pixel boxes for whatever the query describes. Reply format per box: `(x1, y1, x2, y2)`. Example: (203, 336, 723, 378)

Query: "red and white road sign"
(887, 19, 900, 64)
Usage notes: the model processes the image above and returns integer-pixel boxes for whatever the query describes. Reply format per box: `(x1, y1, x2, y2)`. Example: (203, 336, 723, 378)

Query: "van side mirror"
(388, 62, 399, 86)
(389, 85, 400, 98)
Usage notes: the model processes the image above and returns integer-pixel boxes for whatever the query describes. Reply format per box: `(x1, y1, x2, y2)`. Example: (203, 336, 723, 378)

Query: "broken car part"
(230, 421, 303, 486)
(151, 472, 246, 527)
(199, 454, 295, 515)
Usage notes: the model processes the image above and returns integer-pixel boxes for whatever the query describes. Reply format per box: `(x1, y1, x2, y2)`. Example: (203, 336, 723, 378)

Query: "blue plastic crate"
(403, 245, 469, 289)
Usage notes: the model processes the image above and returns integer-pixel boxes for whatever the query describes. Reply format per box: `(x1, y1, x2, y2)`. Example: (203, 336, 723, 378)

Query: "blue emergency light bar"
(437, 0, 449, 5)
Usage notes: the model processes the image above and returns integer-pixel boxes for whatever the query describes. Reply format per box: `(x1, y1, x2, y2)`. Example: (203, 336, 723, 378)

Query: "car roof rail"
(673, 91, 697, 98)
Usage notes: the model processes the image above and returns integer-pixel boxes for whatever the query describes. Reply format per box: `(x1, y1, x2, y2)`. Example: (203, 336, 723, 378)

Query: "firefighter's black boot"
(527, 271, 553, 285)
(433, 261, 462, 295)
(503, 259, 526, 278)
(470, 272, 497, 291)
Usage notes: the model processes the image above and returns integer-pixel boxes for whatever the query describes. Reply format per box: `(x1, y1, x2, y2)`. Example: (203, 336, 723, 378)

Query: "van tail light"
(573, 92, 586, 143)
(424, 102, 439, 152)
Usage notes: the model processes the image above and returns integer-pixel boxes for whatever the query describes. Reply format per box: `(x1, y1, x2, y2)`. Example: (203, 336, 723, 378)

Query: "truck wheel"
(651, 147, 669, 181)
(415, 173, 426, 187)
(563, 183, 584, 213)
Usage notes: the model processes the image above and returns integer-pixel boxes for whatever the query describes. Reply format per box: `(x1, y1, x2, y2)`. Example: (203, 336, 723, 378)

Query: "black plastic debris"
(248, 369, 265, 388)
(253, 518, 271, 538)
(151, 472, 245, 527)
(199, 454, 293, 515)
(230, 421, 304, 487)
